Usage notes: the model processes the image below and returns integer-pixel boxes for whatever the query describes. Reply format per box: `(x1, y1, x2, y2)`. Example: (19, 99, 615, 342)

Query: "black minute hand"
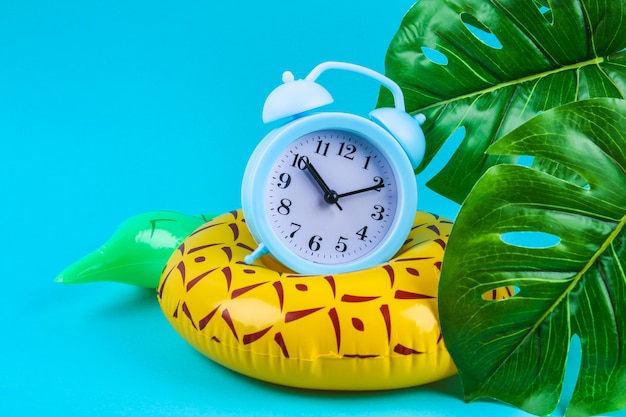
(304, 160, 343, 211)
(336, 180, 385, 199)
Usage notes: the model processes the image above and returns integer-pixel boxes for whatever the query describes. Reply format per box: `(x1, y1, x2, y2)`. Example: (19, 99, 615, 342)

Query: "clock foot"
(244, 243, 268, 265)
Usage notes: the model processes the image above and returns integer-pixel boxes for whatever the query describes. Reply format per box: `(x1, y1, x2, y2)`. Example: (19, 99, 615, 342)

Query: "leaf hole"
(460, 13, 502, 49)
(427, 126, 466, 176)
(532, 0, 554, 24)
(558, 335, 582, 411)
(421, 46, 449, 65)
(517, 155, 535, 168)
(534, 157, 592, 190)
(481, 286, 520, 301)
(421, 124, 466, 183)
(500, 231, 561, 249)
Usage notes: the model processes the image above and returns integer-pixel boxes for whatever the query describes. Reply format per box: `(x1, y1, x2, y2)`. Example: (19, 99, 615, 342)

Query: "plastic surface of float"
(157, 209, 458, 390)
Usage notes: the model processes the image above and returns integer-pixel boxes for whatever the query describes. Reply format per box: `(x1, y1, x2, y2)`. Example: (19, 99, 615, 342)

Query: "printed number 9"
(277, 173, 291, 189)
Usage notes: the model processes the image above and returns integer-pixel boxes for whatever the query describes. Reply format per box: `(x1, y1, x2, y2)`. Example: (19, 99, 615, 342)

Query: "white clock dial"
(264, 129, 398, 266)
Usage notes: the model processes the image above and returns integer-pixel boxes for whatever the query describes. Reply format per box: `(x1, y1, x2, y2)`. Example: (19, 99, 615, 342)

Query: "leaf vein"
(418, 58, 605, 113)
(486, 214, 626, 390)
(488, 0, 558, 66)
(597, 62, 626, 99)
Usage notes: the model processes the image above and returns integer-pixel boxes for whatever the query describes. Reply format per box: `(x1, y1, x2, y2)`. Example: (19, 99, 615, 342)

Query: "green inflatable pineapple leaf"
(55, 211, 215, 288)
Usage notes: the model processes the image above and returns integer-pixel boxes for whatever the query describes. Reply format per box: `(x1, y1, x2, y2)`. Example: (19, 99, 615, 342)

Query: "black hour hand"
(304, 160, 343, 211)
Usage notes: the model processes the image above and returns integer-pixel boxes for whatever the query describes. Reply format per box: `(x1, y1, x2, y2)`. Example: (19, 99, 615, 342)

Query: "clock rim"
(241, 112, 417, 274)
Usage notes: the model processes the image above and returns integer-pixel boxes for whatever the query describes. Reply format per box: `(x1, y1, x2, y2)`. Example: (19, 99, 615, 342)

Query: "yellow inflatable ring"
(157, 209, 457, 390)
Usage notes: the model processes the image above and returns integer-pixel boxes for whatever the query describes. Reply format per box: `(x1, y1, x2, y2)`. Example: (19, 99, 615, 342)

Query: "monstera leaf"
(378, 0, 626, 204)
(438, 98, 626, 417)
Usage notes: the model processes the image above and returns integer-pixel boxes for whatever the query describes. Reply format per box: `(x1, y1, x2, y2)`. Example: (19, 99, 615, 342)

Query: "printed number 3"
(371, 205, 384, 220)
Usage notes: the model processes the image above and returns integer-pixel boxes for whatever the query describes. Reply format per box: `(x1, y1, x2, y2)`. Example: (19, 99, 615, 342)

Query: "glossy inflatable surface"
(158, 209, 458, 390)
(55, 212, 215, 288)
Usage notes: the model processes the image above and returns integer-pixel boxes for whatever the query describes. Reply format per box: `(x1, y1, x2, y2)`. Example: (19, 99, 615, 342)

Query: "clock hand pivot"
(303, 159, 343, 210)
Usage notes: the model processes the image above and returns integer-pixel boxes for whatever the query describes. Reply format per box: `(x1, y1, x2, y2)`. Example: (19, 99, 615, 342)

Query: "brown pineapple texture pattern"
(157, 209, 510, 390)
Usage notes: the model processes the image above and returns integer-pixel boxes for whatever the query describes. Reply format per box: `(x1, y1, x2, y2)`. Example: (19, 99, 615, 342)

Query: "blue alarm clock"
(241, 61, 426, 274)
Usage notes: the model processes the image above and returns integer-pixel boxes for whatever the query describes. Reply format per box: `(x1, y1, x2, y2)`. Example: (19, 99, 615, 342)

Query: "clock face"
(264, 129, 398, 266)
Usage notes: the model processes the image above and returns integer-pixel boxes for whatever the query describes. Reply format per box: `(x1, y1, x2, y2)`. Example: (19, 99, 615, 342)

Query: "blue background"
(1, 1, 622, 416)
